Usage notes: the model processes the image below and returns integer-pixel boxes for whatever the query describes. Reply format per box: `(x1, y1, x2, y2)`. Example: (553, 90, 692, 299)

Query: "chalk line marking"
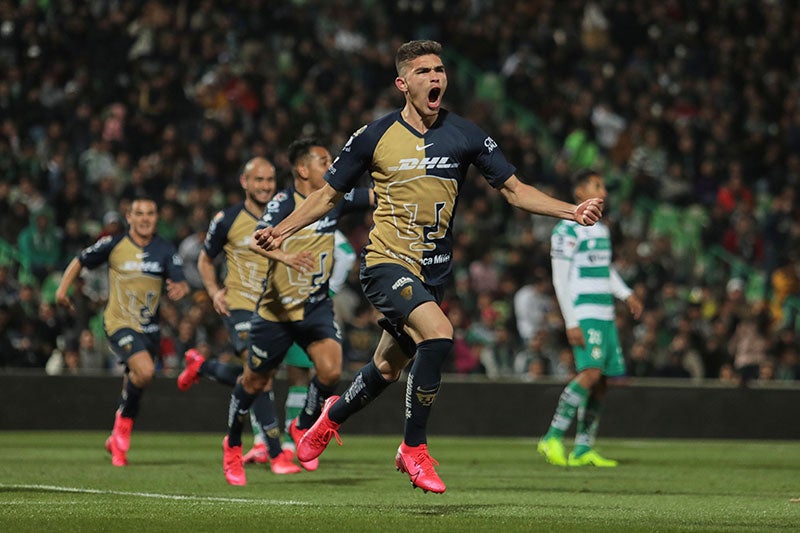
(0, 484, 309, 505)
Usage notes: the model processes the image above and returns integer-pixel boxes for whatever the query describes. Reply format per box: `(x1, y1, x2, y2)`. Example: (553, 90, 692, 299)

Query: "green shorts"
(573, 318, 625, 377)
(285, 342, 313, 369)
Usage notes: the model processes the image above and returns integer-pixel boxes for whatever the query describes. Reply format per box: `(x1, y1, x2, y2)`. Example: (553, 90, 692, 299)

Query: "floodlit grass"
(1, 432, 798, 531)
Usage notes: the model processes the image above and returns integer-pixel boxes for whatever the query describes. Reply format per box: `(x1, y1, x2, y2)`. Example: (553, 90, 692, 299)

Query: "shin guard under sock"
(227, 382, 258, 447)
(329, 360, 394, 424)
(404, 338, 453, 447)
(119, 380, 144, 419)
(296, 376, 336, 430)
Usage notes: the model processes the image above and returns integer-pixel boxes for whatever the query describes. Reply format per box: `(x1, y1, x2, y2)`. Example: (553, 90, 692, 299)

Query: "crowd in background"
(1, 0, 799, 385)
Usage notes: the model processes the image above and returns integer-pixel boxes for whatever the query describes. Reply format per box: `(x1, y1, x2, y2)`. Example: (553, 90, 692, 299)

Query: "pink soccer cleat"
(106, 410, 133, 467)
(177, 349, 205, 392)
(222, 436, 246, 486)
(296, 396, 342, 463)
(269, 449, 302, 475)
(288, 418, 319, 471)
(242, 442, 268, 464)
(395, 442, 446, 494)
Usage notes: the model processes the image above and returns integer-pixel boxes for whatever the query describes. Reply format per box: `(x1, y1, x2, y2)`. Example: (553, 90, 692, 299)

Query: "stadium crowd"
(0, 0, 799, 385)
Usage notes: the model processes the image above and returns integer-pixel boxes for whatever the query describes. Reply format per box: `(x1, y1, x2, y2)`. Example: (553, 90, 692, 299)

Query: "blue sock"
(227, 382, 257, 448)
(250, 391, 283, 459)
(404, 338, 452, 447)
(119, 380, 143, 419)
(297, 376, 337, 429)
(199, 360, 242, 387)
(329, 360, 394, 424)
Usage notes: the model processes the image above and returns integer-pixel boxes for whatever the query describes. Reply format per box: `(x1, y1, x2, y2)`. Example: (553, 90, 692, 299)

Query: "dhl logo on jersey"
(387, 157, 459, 171)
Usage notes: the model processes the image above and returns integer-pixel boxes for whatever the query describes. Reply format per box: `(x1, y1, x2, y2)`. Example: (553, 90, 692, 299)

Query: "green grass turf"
(1, 432, 798, 532)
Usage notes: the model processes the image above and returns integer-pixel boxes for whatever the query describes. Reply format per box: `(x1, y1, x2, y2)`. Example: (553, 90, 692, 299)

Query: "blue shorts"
(108, 327, 160, 363)
(360, 262, 443, 321)
(223, 309, 252, 355)
(247, 299, 341, 374)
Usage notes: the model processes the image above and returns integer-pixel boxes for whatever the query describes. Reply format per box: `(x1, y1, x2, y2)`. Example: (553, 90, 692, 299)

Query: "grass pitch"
(1, 432, 798, 532)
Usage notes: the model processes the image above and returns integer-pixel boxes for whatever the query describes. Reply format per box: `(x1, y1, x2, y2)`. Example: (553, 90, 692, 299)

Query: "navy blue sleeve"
(202, 209, 230, 259)
(78, 234, 119, 269)
(340, 187, 372, 214)
(165, 244, 186, 282)
(465, 122, 516, 188)
(255, 190, 294, 231)
(325, 124, 377, 192)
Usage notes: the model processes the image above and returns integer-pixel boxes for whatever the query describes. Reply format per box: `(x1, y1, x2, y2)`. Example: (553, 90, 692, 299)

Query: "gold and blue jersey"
(255, 186, 371, 322)
(325, 108, 515, 285)
(79, 233, 185, 335)
(203, 202, 265, 311)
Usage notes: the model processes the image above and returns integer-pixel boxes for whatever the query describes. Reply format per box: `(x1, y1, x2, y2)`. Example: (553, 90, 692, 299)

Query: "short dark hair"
(570, 168, 600, 189)
(287, 137, 324, 166)
(395, 40, 443, 75)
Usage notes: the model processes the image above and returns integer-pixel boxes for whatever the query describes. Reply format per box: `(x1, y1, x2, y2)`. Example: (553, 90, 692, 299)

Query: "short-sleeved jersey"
(550, 220, 615, 322)
(255, 185, 371, 322)
(325, 108, 515, 286)
(79, 232, 185, 335)
(203, 202, 264, 311)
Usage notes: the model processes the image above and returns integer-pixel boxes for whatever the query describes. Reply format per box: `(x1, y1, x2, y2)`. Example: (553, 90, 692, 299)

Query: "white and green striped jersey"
(551, 220, 629, 325)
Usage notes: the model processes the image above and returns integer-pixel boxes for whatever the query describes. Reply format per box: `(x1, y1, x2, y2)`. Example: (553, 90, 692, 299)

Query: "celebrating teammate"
(538, 168, 643, 467)
(221, 138, 373, 485)
(253, 40, 603, 493)
(178, 157, 310, 474)
(55, 197, 190, 466)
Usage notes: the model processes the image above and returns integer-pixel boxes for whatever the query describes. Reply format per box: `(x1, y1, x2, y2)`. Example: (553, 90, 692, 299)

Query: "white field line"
(0, 484, 309, 505)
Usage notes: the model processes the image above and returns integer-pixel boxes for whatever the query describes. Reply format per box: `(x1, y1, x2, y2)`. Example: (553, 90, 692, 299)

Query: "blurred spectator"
(728, 310, 771, 385)
(513, 271, 554, 345)
(627, 341, 656, 378)
(18, 209, 62, 282)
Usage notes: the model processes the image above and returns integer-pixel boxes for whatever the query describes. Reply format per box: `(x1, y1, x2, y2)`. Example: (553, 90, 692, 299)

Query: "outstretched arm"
(253, 183, 344, 251)
(55, 257, 83, 312)
(498, 175, 603, 225)
(247, 238, 315, 273)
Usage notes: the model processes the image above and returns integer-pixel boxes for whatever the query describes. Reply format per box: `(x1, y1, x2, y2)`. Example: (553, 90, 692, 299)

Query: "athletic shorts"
(360, 262, 444, 321)
(108, 327, 160, 363)
(573, 318, 625, 377)
(285, 342, 313, 369)
(223, 309, 252, 355)
(247, 299, 340, 374)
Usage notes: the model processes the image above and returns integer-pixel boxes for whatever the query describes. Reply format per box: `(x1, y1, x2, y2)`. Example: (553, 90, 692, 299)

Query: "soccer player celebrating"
(538, 169, 643, 467)
(253, 40, 604, 493)
(179, 157, 311, 474)
(221, 138, 373, 486)
(56, 197, 190, 466)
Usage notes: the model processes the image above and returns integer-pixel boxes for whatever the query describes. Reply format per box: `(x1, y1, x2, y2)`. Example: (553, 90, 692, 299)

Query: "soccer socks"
(296, 376, 336, 430)
(404, 338, 453, 447)
(545, 380, 589, 440)
(119, 380, 144, 419)
(329, 360, 395, 424)
(250, 391, 283, 459)
(198, 359, 242, 387)
(227, 382, 258, 448)
(574, 394, 602, 456)
(284, 385, 308, 442)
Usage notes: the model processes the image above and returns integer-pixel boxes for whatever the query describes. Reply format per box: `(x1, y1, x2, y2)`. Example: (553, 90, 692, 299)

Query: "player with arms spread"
(221, 138, 373, 486)
(254, 40, 604, 493)
(538, 169, 643, 467)
(56, 197, 190, 466)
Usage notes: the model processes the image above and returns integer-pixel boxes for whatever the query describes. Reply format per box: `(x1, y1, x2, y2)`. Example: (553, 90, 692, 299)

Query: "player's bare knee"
(242, 368, 267, 394)
(579, 368, 602, 388)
